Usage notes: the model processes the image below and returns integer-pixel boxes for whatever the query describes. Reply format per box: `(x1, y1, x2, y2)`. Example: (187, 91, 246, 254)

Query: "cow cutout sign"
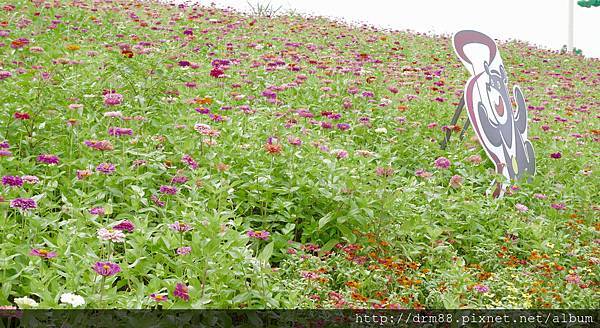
(452, 30, 536, 197)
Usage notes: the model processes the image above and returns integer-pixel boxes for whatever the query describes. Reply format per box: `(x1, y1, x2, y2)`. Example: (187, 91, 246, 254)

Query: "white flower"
(14, 296, 38, 309)
(60, 293, 85, 307)
(97, 228, 125, 243)
(374, 127, 387, 134)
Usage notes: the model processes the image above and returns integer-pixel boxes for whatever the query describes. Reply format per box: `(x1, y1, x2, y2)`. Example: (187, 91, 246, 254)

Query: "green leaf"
(258, 241, 274, 263)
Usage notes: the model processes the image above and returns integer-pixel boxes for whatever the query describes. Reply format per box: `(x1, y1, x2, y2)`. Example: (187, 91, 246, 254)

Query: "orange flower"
(66, 44, 80, 51)
(265, 143, 282, 154)
(121, 50, 134, 58)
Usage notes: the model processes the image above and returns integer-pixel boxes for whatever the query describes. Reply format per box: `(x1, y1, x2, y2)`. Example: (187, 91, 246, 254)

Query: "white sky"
(203, 0, 600, 58)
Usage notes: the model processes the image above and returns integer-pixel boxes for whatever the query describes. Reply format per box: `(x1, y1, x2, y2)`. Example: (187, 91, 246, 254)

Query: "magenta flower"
(103, 93, 123, 106)
(0, 70, 12, 80)
(108, 127, 133, 136)
(550, 152, 562, 159)
(173, 283, 190, 301)
(434, 157, 451, 169)
(336, 123, 351, 131)
(84, 140, 114, 151)
(10, 198, 37, 210)
(169, 221, 192, 233)
(113, 220, 135, 233)
(171, 176, 188, 184)
(89, 207, 105, 216)
(29, 248, 57, 259)
(92, 261, 121, 276)
(247, 230, 270, 241)
(182, 154, 198, 169)
(96, 163, 116, 174)
(159, 185, 178, 195)
(551, 203, 566, 210)
(2, 176, 23, 187)
(151, 195, 165, 207)
(37, 154, 59, 165)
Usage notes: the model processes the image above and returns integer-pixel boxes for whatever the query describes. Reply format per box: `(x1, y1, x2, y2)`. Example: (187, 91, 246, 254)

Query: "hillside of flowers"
(0, 0, 598, 309)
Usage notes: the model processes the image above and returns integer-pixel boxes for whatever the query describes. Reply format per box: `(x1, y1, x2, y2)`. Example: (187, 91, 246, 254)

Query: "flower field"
(0, 0, 598, 310)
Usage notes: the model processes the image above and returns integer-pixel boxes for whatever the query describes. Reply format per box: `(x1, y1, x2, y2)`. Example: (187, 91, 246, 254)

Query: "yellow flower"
(66, 44, 80, 51)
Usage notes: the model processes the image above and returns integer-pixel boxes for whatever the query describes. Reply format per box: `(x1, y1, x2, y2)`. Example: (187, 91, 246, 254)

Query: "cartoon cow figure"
(453, 30, 536, 197)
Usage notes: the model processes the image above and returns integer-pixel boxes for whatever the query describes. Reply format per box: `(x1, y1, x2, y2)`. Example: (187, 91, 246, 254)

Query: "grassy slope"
(0, 0, 598, 309)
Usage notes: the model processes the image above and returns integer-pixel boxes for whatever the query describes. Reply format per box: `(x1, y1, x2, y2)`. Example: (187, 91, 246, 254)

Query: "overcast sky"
(201, 0, 600, 58)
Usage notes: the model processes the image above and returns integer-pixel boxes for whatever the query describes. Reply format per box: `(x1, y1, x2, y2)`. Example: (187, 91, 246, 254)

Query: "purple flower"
(0, 141, 9, 149)
(169, 221, 192, 233)
(113, 220, 135, 233)
(434, 157, 451, 169)
(92, 261, 121, 276)
(173, 283, 190, 301)
(336, 123, 351, 131)
(551, 203, 566, 210)
(108, 127, 133, 136)
(103, 93, 123, 106)
(30, 248, 57, 259)
(159, 185, 178, 195)
(473, 284, 489, 293)
(171, 176, 188, 184)
(2, 176, 23, 187)
(151, 195, 165, 207)
(10, 198, 37, 210)
(550, 152, 562, 159)
(96, 163, 116, 174)
(89, 207, 105, 216)
(37, 154, 60, 165)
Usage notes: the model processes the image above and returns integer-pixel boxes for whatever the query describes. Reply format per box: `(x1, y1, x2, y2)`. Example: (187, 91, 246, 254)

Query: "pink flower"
(534, 193, 547, 200)
(89, 207, 105, 216)
(103, 93, 123, 106)
(415, 169, 433, 178)
(247, 230, 270, 241)
(92, 261, 121, 276)
(97, 228, 126, 243)
(159, 185, 178, 195)
(173, 283, 190, 301)
(169, 221, 192, 233)
(37, 154, 59, 165)
(177, 246, 192, 255)
(551, 203, 566, 210)
(449, 175, 463, 188)
(467, 155, 482, 164)
(434, 157, 451, 169)
(375, 167, 394, 177)
(29, 248, 57, 259)
(473, 284, 490, 293)
(515, 204, 528, 212)
(150, 294, 168, 302)
(182, 154, 198, 170)
(565, 273, 581, 285)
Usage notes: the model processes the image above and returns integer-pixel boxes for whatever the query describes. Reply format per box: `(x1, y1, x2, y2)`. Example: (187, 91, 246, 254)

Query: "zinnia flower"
(92, 261, 121, 276)
(29, 248, 57, 259)
(169, 221, 192, 233)
(103, 93, 123, 106)
(515, 204, 529, 212)
(2, 175, 23, 187)
(449, 175, 463, 188)
(37, 154, 60, 165)
(10, 198, 37, 210)
(150, 294, 168, 302)
(159, 185, 178, 195)
(434, 157, 451, 169)
(173, 283, 190, 301)
(247, 230, 270, 241)
(177, 246, 192, 255)
(60, 293, 85, 307)
(13, 297, 38, 309)
(96, 163, 116, 174)
(113, 220, 135, 233)
(97, 228, 126, 243)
